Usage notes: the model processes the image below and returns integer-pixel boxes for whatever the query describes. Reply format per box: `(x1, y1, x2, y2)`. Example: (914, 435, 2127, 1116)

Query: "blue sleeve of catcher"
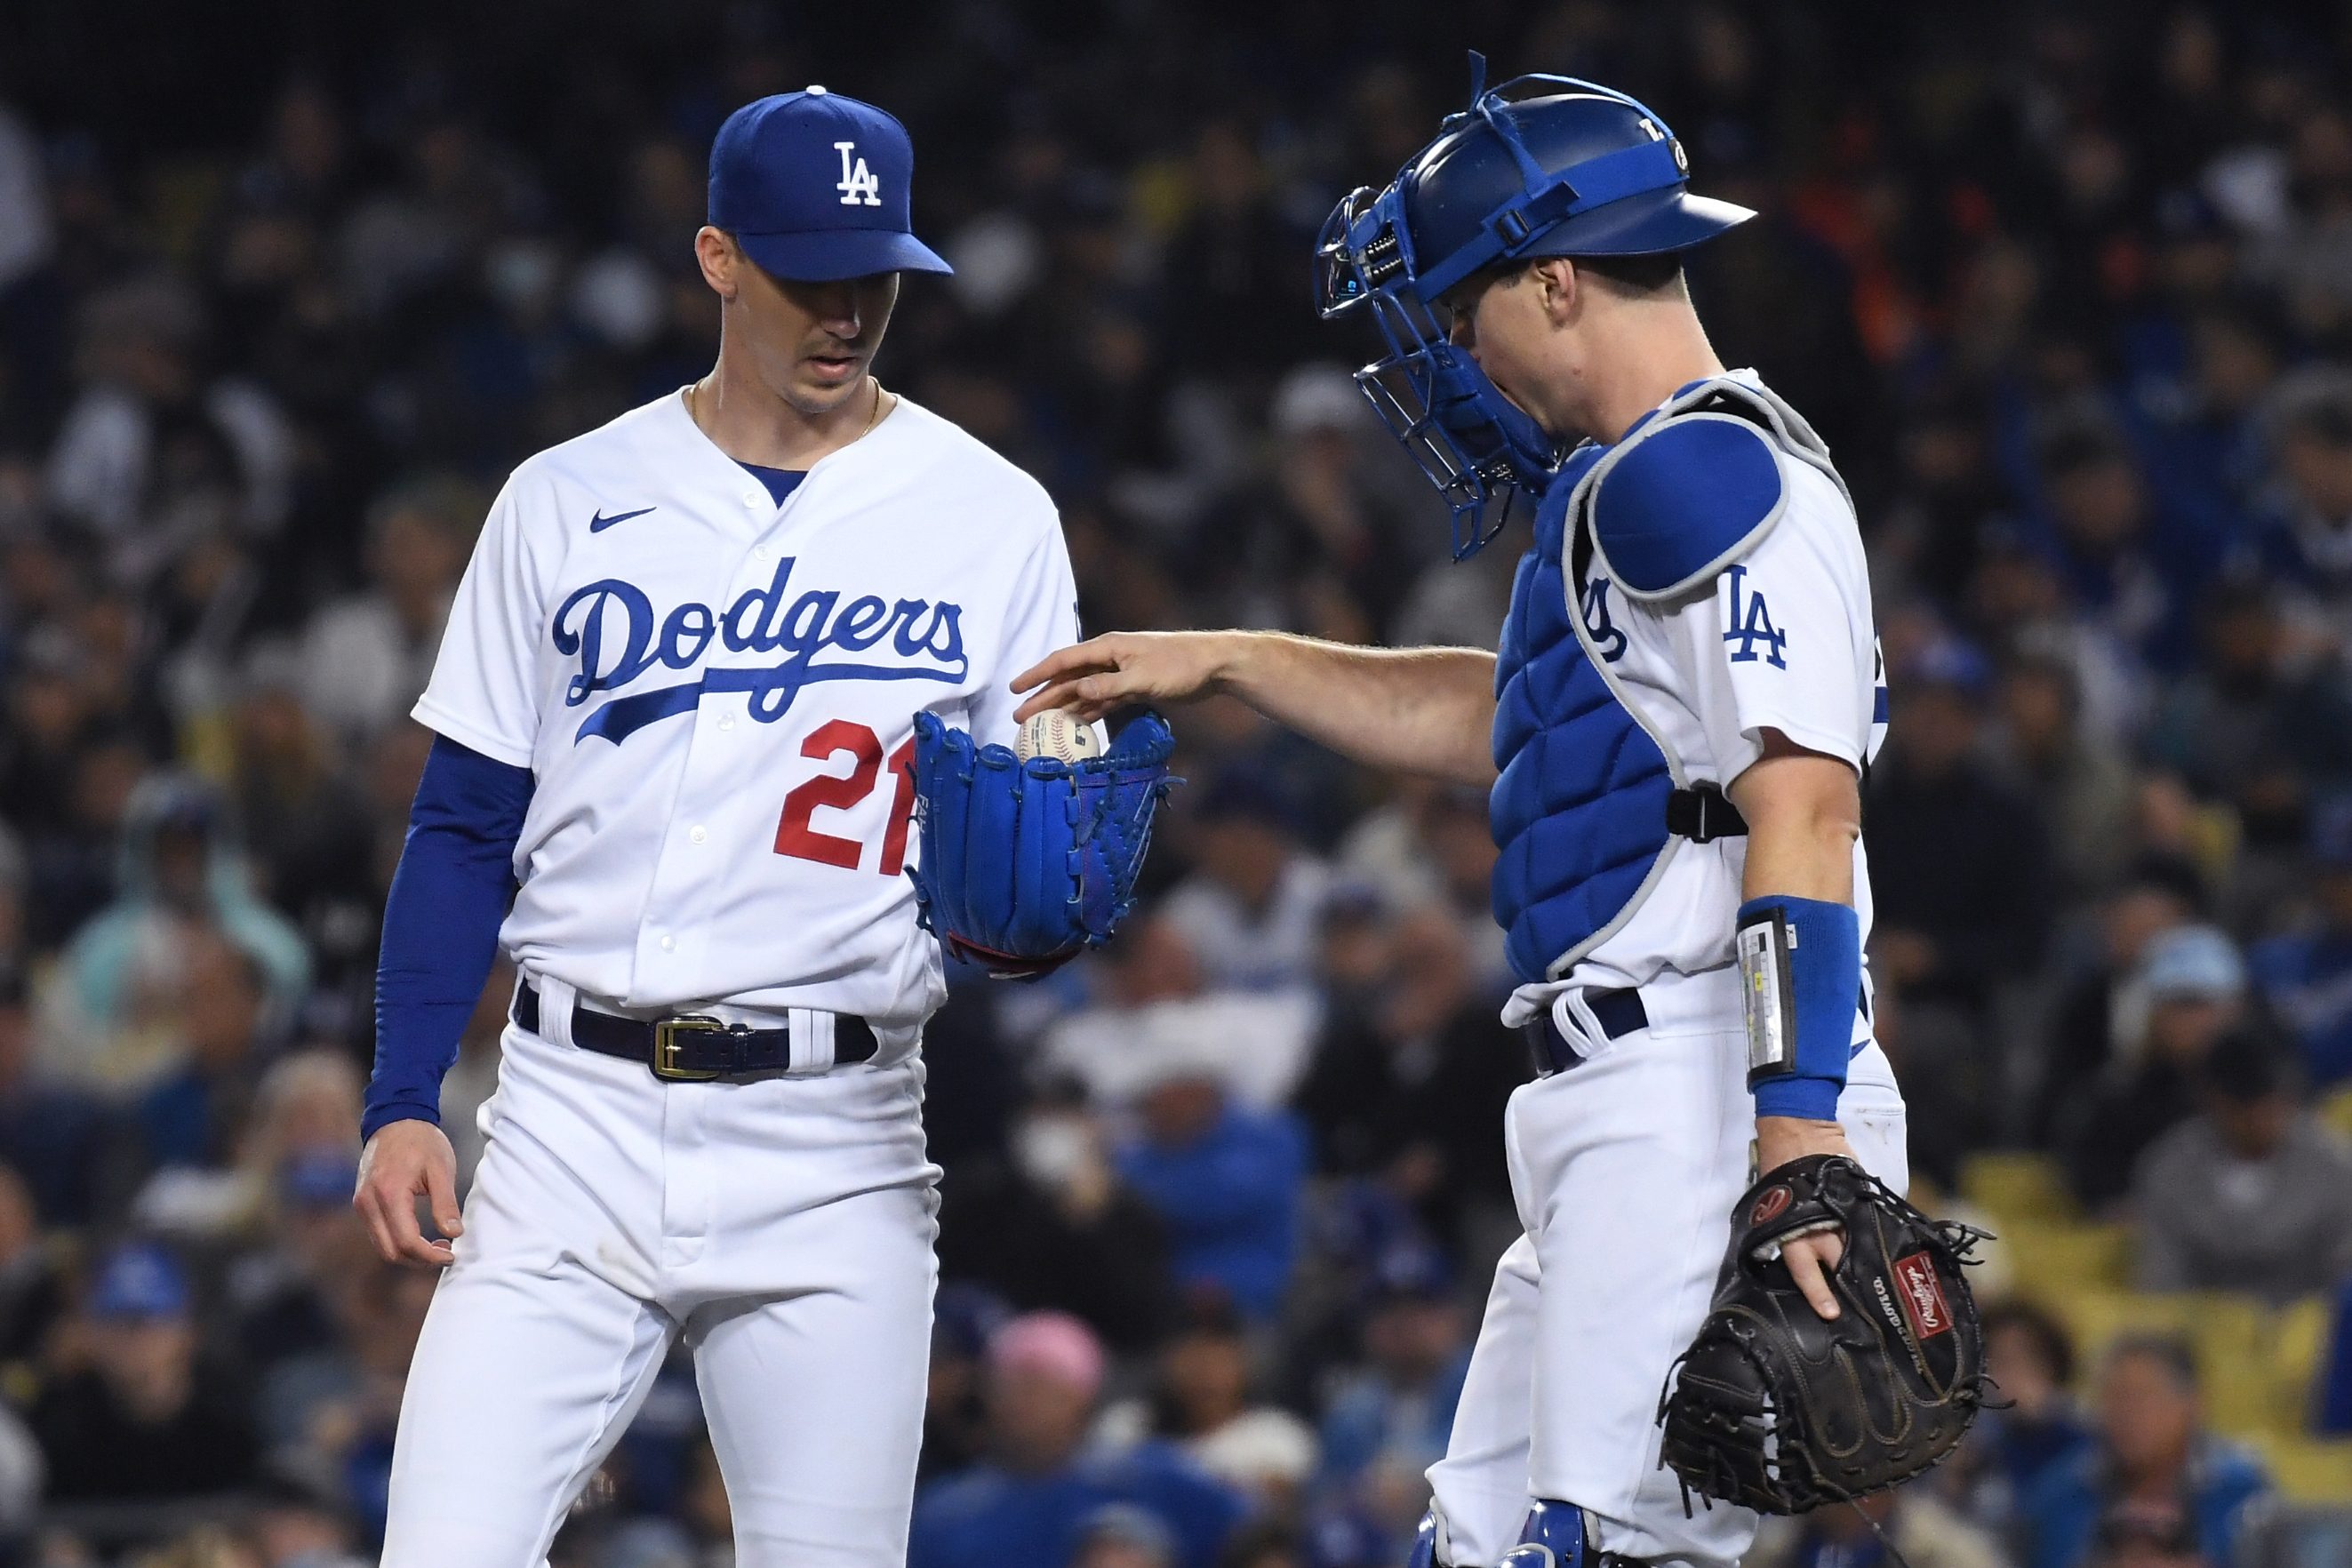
(1738, 894, 1860, 1123)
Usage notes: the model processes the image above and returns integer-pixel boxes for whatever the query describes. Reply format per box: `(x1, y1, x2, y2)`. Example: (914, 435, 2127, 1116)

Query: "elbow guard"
(1736, 894, 1861, 1123)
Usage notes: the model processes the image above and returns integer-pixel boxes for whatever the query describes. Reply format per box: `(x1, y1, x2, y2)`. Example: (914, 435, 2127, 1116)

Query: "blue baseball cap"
(708, 87, 953, 283)
(89, 1242, 191, 1321)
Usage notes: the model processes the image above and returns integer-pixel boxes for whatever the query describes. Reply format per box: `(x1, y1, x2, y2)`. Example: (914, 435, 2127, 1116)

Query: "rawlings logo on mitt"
(1657, 1154, 1991, 1516)
(906, 709, 1177, 978)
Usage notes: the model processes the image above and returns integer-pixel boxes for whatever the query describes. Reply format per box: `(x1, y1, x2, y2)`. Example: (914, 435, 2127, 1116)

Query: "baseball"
(1016, 708, 1101, 763)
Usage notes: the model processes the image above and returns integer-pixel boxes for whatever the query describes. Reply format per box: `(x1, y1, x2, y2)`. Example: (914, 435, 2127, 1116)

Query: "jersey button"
(742, 492, 762, 510)
(659, 934, 676, 952)
(717, 714, 735, 732)
(689, 826, 708, 844)
(751, 545, 771, 563)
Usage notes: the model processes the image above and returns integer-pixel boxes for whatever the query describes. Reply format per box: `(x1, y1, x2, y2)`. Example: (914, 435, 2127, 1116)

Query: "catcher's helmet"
(1316, 55, 1755, 558)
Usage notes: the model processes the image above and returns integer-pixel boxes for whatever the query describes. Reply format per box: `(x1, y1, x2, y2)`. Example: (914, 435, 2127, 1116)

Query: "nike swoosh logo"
(589, 506, 658, 533)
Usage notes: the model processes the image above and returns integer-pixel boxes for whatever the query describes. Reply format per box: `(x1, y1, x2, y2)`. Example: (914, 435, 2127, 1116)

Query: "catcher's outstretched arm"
(1013, 629, 1496, 787)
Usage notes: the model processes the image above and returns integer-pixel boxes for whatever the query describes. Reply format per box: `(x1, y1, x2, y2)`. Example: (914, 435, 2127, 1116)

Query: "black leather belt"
(1524, 987, 1649, 1076)
(514, 982, 878, 1081)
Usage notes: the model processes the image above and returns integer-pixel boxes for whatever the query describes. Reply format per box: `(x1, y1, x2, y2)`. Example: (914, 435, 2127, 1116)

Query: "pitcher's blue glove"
(907, 710, 1178, 977)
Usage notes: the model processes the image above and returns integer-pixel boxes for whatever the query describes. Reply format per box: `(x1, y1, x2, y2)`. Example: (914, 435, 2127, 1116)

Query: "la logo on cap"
(836, 141, 881, 206)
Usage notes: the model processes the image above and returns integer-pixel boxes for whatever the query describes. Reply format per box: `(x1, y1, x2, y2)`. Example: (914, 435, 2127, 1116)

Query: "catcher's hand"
(1011, 632, 1233, 724)
(906, 709, 1177, 978)
(1659, 1154, 1990, 1516)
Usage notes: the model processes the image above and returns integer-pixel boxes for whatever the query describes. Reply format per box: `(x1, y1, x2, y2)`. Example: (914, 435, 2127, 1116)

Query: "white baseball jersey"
(1501, 371, 1891, 1035)
(413, 388, 1077, 1023)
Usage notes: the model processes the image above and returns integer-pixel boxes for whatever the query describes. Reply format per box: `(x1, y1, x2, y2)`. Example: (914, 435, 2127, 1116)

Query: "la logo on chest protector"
(835, 141, 881, 206)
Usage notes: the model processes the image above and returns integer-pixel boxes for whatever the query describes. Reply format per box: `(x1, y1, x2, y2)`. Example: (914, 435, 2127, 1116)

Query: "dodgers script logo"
(553, 557, 966, 744)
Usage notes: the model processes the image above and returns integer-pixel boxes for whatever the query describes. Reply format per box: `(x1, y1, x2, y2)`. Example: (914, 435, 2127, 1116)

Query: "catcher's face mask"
(1315, 52, 1753, 561)
(1315, 180, 1559, 562)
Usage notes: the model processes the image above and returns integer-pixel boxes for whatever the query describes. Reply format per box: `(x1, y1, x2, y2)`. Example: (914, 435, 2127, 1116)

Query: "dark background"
(0, 3, 2346, 1566)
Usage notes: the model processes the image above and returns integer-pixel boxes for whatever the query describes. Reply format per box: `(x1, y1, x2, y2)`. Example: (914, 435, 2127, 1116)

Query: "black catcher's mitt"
(1658, 1154, 1990, 1516)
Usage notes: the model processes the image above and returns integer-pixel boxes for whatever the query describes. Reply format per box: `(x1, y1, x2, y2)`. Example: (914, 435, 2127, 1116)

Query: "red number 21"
(772, 720, 917, 876)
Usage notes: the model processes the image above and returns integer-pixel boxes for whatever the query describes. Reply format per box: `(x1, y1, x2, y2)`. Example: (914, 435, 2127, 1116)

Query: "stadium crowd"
(0, 1, 2348, 1564)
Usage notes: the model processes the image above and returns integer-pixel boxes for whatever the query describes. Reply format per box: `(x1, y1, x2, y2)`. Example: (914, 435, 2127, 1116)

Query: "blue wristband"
(1736, 894, 1860, 1122)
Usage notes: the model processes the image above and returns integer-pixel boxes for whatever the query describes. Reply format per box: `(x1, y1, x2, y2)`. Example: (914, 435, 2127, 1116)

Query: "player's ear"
(693, 227, 741, 301)
(1532, 258, 1579, 326)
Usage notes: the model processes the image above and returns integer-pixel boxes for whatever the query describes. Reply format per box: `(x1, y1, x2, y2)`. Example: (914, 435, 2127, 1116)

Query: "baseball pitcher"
(1017, 64, 1981, 1568)
(352, 88, 1168, 1567)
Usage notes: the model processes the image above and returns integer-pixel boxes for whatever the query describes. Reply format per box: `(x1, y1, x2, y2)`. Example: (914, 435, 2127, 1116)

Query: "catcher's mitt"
(906, 709, 1176, 978)
(1658, 1154, 1990, 1516)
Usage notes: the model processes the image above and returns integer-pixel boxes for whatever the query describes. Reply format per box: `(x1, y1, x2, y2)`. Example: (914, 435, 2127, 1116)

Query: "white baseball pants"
(1428, 968, 1909, 1568)
(380, 985, 940, 1568)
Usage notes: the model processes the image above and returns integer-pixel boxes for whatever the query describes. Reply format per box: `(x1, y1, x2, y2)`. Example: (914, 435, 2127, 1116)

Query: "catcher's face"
(1439, 264, 1547, 430)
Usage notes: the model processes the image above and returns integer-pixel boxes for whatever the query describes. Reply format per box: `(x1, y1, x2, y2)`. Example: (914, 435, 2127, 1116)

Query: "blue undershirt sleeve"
(363, 735, 535, 1143)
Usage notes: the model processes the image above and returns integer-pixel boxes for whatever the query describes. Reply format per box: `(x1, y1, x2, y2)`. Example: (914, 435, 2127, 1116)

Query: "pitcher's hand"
(356, 1119, 464, 1268)
(1012, 632, 1239, 724)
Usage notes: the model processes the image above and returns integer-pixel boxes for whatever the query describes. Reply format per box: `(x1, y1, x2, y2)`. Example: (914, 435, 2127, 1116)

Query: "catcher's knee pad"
(1405, 1510, 1439, 1568)
(1496, 1501, 1657, 1568)
(1408, 1508, 1475, 1567)
(1498, 1500, 1587, 1567)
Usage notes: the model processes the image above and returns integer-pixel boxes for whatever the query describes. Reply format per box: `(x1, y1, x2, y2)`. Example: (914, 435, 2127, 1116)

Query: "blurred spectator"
(2145, 580, 2352, 836)
(2061, 927, 2250, 1209)
(1748, 1487, 2007, 1568)
(1332, 784, 1510, 990)
(908, 1312, 1244, 1568)
(297, 476, 484, 743)
(1313, 1238, 1469, 1493)
(1966, 1301, 2092, 1528)
(2036, 861, 2203, 1144)
(2020, 1335, 2268, 1568)
(936, 1091, 1177, 1351)
(224, 644, 375, 950)
(0, 1163, 62, 1368)
(1158, 771, 1332, 996)
(29, 1242, 259, 1500)
(228, 1148, 370, 1434)
(0, 980, 131, 1226)
(44, 774, 308, 1084)
(1868, 636, 2054, 1021)
(1292, 903, 1522, 1248)
(1039, 916, 1319, 1112)
(1217, 1522, 1306, 1568)
(2248, 801, 2352, 1088)
(2132, 1028, 2352, 1300)
(2028, 417, 2212, 674)
(44, 273, 292, 554)
(1113, 1053, 1307, 1323)
(2083, 1494, 2211, 1568)
(2253, 369, 2352, 635)
(1098, 1300, 1316, 1508)
(923, 1285, 1012, 1486)
(242, 1467, 371, 1568)
(1988, 647, 2136, 900)
(1073, 1503, 1178, 1568)
(132, 927, 268, 1174)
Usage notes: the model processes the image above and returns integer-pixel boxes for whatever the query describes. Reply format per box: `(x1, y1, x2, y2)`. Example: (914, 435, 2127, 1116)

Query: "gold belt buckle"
(652, 1015, 726, 1082)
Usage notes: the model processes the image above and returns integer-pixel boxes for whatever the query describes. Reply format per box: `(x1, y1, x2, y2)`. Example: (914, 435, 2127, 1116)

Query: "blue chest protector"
(1488, 376, 1844, 985)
